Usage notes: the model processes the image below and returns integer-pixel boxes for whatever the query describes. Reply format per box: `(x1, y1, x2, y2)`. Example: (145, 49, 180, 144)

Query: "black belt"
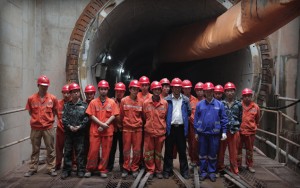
(172, 124, 183, 127)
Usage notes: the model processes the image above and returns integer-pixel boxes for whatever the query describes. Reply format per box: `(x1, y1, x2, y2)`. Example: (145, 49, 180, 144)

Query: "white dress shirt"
(171, 93, 183, 125)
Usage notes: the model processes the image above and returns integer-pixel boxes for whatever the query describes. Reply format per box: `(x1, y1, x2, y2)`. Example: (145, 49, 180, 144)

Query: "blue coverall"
(194, 98, 228, 179)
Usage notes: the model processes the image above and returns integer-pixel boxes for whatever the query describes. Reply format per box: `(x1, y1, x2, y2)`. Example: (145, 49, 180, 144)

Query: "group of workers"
(24, 74, 260, 183)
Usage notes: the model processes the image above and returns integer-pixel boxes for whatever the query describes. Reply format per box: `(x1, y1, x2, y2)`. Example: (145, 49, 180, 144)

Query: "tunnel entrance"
(68, 0, 270, 102)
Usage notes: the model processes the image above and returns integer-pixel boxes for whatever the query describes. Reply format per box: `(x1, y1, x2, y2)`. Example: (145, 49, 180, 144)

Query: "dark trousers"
(107, 130, 123, 171)
(163, 125, 188, 176)
(84, 124, 90, 165)
(63, 134, 86, 173)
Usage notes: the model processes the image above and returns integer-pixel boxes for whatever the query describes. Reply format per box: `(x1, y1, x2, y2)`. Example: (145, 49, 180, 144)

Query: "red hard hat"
(203, 82, 215, 90)
(61, 84, 69, 92)
(170, 78, 182, 87)
(37, 75, 50, 86)
(182, 80, 192, 88)
(129, 80, 140, 88)
(150, 81, 162, 90)
(98, 80, 110, 88)
(139, 76, 150, 84)
(114, 82, 126, 91)
(242, 88, 253, 95)
(160, 78, 170, 85)
(85, 84, 96, 93)
(224, 82, 236, 90)
(194, 82, 204, 90)
(69, 82, 80, 91)
(214, 85, 224, 93)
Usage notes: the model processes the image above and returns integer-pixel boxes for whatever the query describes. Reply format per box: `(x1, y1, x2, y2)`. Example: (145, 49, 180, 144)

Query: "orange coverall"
(238, 101, 260, 168)
(55, 99, 65, 169)
(120, 96, 143, 173)
(142, 98, 168, 174)
(137, 92, 152, 164)
(85, 97, 119, 173)
(187, 95, 199, 164)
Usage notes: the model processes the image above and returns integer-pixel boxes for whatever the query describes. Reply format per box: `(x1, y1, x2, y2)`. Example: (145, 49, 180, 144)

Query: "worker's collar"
(205, 98, 215, 104)
(172, 93, 182, 99)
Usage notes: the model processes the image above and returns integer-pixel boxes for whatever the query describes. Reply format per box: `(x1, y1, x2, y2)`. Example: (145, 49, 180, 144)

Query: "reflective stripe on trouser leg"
(237, 134, 244, 167)
(122, 132, 132, 172)
(228, 132, 239, 174)
(97, 136, 113, 173)
(131, 131, 142, 172)
(207, 135, 220, 174)
(86, 135, 100, 171)
(217, 138, 227, 171)
(154, 136, 165, 173)
(244, 134, 255, 167)
(198, 134, 208, 177)
(144, 134, 155, 173)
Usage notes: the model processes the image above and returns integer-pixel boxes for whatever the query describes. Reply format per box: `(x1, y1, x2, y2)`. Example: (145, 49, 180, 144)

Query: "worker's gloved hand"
(221, 133, 227, 140)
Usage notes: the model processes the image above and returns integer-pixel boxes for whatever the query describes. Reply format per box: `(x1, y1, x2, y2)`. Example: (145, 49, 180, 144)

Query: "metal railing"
(0, 108, 26, 115)
(257, 108, 300, 167)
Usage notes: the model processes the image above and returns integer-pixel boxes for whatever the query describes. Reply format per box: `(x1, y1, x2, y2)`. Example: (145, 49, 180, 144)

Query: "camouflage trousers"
(63, 134, 86, 173)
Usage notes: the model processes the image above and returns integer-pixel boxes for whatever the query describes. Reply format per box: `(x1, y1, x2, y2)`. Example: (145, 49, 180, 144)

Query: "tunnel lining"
(66, 0, 274, 103)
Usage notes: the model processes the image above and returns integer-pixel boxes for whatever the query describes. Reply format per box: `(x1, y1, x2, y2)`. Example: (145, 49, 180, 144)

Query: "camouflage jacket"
(62, 99, 89, 134)
(221, 99, 242, 134)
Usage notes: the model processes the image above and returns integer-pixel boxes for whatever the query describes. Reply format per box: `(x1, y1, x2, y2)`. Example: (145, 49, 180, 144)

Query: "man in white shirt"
(163, 78, 191, 179)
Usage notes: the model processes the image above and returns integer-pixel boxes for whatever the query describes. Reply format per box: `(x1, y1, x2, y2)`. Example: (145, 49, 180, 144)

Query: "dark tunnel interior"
(86, 0, 255, 97)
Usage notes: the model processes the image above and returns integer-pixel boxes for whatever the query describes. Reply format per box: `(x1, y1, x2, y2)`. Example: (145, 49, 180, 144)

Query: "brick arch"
(66, 0, 109, 83)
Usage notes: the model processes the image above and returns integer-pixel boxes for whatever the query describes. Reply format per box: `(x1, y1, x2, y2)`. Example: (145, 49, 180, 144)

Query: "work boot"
(208, 173, 216, 182)
(218, 170, 226, 177)
(101, 172, 108, 178)
(199, 175, 206, 181)
(163, 172, 169, 179)
(78, 172, 84, 178)
(84, 171, 92, 178)
(121, 171, 128, 178)
(247, 167, 255, 173)
(72, 164, 77, 172)
(48, 169, 57, 177)
(132, 171, 139, 178)
(61, 171, 70, 180)
(189, 162, 197, 167)
(156, 173, 163, 179)
(148, 174, 154, 180)
(182, 173, 189, 179)
(55, 165, 61, 171)
(199, 173, 207, 181)
(238, 166, 243, 172)
(24, 171, 36, 177)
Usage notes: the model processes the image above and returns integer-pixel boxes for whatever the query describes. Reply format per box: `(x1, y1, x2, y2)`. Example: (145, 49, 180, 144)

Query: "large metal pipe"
(159, 0, 300, 62)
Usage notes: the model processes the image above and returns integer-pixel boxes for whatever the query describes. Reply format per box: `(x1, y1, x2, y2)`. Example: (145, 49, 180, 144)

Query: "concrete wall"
(0, 0, 89, 177)
(268, 17, 300, 131)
